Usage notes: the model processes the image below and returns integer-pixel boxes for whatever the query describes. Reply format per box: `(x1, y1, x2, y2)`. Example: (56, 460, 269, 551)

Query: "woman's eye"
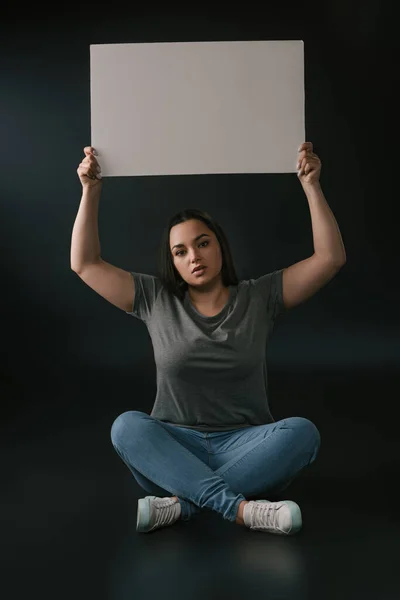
(176, 241, 208, 257)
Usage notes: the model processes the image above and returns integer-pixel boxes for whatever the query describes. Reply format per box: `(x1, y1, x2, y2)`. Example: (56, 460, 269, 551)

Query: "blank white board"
(90, 40, 305, 176)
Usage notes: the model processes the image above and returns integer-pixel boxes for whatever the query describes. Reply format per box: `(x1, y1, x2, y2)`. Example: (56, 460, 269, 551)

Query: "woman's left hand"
(297, 142, 321, 186)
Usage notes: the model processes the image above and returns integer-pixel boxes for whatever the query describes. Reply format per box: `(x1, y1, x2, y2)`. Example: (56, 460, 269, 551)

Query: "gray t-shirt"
(126, 269, 286, 432)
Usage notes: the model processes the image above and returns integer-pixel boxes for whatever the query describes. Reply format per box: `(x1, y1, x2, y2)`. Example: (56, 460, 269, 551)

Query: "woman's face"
(169, 219, 223, 286)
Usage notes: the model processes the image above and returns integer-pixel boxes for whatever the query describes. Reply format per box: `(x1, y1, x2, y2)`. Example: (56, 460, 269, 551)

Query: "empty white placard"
(90, 40, 304, 176)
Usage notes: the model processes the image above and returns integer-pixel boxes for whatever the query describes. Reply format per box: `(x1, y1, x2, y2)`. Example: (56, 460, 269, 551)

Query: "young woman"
(71, 143, 346, 535)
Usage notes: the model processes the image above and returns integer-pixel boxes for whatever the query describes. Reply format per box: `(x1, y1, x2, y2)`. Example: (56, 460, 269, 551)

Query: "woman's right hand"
(77, 146, 103, 189)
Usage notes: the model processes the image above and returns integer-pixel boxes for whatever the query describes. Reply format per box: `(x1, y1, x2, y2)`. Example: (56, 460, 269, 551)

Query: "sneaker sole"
(137, 495, 157, 533)
(281, 500, 302, 534)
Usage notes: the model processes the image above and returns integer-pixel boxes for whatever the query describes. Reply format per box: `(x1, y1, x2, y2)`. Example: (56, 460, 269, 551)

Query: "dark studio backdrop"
(1, 3, 397, 492)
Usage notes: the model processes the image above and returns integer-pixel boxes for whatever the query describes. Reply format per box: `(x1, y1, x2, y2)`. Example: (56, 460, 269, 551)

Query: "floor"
(2, 367, 399, 600)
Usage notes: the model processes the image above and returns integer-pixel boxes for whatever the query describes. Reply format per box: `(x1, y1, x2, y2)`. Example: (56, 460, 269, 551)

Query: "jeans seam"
(205, 432, 212, 466)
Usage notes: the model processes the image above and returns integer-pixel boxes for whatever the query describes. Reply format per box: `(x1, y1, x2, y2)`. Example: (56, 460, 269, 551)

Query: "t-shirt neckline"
(185, 285, 234, 321)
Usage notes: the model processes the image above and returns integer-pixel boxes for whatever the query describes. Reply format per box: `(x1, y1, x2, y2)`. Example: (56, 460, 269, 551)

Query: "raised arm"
(282, 142, 346, 310)
(70, 146, 135, 313)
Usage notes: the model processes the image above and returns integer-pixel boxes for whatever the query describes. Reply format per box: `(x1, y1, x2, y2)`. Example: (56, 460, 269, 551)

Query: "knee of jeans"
(110, 410, 147, 447)
(286, 416, 321, 456)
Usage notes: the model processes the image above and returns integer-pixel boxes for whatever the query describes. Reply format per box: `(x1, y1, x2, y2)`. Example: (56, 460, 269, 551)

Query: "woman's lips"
(193, 267, 207, 277)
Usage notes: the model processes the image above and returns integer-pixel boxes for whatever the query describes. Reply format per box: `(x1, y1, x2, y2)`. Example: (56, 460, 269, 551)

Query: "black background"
(1, 3, 398, 598)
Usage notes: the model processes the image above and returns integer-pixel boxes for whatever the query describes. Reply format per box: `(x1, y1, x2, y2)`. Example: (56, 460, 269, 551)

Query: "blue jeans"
(111, 411, 321, 523)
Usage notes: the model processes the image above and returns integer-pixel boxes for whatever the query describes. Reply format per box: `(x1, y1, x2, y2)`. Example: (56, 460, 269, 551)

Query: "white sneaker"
(243, 499, 302, 535)
(136, 496, 182, 533)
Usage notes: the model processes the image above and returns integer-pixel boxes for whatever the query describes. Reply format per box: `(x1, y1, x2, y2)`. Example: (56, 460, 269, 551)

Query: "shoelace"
(153, 498, 179, 527)
(251, 502, 283, 531)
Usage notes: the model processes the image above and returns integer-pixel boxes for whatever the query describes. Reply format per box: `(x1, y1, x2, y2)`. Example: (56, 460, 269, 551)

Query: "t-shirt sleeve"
(125, 272, 163, 322)
(252, 268, 286, 320)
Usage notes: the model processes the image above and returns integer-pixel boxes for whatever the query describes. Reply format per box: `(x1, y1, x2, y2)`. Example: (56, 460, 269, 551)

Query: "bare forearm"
(70, 187, 102, 272)
(302, 182, 346, 265)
